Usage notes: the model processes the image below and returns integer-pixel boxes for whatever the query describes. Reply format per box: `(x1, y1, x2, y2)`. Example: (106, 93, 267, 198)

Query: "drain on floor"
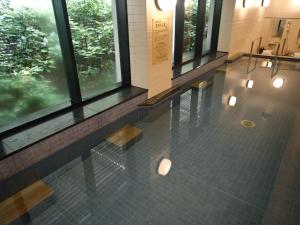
(241, 120, 256, 128)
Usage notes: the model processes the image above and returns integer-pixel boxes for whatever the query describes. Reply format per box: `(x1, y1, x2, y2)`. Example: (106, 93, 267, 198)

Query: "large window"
(202, 0, 215, 54)
(66, 0, 122, 99)
(0, 0, 70, 129)
(0, 0, 130, 133)
(173, 0, 223, 66)
(183, 0, 198, 62)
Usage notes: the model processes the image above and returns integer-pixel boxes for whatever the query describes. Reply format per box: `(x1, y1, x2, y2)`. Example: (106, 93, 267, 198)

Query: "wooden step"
(138, 86, 181, 107)
(0, 181, 54, 225)
(105, 125, 143, 148)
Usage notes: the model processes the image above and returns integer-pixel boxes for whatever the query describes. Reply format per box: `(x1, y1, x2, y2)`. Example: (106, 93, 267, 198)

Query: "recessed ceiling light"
(158, 158, 172, 176)
(228, 96, 237, 107)
(272, 77, 284, 88)
(247, 80, 254, 88)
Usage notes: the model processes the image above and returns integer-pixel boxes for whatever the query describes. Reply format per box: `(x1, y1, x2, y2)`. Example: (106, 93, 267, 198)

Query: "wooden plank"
(105, 125, 143, 147)
(0, 181, 53, 225)
(138, 86, 181, 107)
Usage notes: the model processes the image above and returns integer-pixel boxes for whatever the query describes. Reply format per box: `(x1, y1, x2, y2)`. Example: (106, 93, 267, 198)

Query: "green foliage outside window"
(0, 0, 116, 128)
(0, 2, 62, 126)
(183, 0, 212, 52)
(183, 0, 198, 52)
(67, 0, 115, 80)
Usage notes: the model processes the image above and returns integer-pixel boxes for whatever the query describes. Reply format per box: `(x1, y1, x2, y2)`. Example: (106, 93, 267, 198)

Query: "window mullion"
(52, 0, 82, 105)
(115, 0, 131, 86)
(194, 0, 206, 58)
(210, 0, 223, 52)
(173, 0, 185, 66)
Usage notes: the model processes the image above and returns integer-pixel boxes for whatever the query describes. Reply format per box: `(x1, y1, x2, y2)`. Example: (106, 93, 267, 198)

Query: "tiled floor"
(5, 58, 300, 224)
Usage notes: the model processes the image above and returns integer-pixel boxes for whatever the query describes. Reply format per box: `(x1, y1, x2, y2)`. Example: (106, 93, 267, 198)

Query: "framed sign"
(152, 18, 169, 65)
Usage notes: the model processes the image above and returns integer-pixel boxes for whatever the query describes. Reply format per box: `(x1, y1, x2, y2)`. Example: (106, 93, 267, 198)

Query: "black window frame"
(0, 0, 131, 137)
(173, 0, 223, 66)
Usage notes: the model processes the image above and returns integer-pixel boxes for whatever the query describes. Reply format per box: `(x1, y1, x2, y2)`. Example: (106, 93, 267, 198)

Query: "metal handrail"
(271, 43, 281, 78)
(246, 37, 262, 74)
(281, 38, 287, 56)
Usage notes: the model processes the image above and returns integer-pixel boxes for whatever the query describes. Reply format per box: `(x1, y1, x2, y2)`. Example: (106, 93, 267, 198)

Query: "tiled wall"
(128, 0, 173, 98)
(220, 0, 300, 59)
(217, 0, 235, 52)
(127, 0, 148, 89)
(228, 1, 265, 59)
(261, 19, 300, 54)
(0, 93, 147, 182)
(146, 1, 173, 98)
(265, 0, 300, 19)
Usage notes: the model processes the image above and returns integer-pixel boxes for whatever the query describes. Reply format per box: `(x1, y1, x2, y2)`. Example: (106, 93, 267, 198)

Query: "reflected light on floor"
(158, 158, 172, 176)
(246, 80, 254, 89)
(228, 96, 237, 107)
(262, 61, 272, 68)
(272, 77, 284, 88)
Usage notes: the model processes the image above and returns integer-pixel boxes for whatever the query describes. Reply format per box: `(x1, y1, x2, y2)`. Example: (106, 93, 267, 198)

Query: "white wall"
(127, 0, 173, 97)
(127, 0, 148, 89)
(220, 0, 266, 58)
(217, 0, 236, 52)
(265, 0, 300, 19)
(261, 18, 300, 54)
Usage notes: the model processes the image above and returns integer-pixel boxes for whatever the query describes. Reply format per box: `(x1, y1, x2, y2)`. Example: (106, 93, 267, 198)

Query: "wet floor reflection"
(3, 58, 300, 224)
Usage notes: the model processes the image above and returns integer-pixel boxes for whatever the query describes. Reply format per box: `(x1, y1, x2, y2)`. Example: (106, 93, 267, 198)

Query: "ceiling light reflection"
(228, 96, 237, 107)
(272, 77, 284, 88)
(246, 80, 254, 88)
(158, 158, 172, 176)
(262, 61, 272, 68)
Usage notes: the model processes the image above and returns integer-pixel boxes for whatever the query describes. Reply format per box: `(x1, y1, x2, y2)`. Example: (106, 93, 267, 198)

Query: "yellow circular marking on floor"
(241, 120, 256, 128)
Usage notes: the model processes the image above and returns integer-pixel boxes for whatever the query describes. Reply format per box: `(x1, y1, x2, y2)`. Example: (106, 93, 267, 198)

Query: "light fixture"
(246, 80, 254, 88)
(158, 158, 172, 176)
(295, 0, 300, 6)
(228, 96, 237, 107)
(261, 0, 270, 7)
(272, 77, 284, 88)
(155, 0, 177, 11)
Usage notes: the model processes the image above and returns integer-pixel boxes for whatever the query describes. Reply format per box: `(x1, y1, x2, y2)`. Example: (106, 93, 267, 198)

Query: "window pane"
(183, 0, 198, 62)
(202, 0, 215, 54)
(66, 0, 122, 99)
(0, 0, 70, 129)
